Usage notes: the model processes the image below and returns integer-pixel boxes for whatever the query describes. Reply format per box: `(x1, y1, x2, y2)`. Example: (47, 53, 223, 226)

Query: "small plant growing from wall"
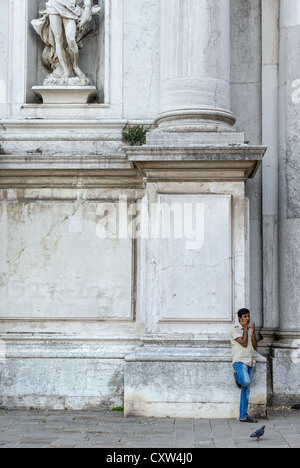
(122, 124, 151, 146)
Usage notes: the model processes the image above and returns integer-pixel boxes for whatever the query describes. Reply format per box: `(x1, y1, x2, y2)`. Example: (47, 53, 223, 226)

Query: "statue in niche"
(31, 0, 101, 86)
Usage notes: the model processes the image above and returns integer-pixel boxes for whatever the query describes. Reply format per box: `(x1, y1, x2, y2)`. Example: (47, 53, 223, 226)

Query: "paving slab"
(0, 408, 299, 448)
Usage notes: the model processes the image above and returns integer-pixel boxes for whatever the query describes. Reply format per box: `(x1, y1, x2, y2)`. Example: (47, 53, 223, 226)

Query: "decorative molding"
(155, 108, 236, 130)
(0, 169, 143, 189)
(126, 145, 267, 181)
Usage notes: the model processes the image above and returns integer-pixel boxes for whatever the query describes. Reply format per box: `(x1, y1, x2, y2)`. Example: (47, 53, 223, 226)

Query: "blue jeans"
(233, 362, 255, 420)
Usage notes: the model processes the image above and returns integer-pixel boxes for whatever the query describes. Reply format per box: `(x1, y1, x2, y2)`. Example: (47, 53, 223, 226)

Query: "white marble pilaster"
(278, 0, 300, 333)
(272, 0, 300, 403)
(261, 0, 280, 336)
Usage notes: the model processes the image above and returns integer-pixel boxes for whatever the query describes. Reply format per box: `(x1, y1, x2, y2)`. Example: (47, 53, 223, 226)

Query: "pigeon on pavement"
(250, 426, 265, 440)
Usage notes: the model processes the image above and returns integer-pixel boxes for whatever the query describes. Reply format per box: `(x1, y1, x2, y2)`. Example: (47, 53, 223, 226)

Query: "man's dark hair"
(238, 308, 250, 319)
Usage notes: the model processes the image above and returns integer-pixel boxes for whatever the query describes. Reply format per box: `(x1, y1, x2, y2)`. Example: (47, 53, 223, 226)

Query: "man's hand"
(235, 317, 249, 347)
(240, 316, 249, 330)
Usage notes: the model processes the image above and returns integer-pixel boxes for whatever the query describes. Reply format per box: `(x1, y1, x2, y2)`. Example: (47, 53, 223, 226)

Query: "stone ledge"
(125, 343, 267, 363)
(125, 145, 267, 181)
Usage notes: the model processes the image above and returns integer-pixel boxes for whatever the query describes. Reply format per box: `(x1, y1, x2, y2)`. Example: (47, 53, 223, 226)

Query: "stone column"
(154, 0, 236, 134)
(273, 0, 300, 403)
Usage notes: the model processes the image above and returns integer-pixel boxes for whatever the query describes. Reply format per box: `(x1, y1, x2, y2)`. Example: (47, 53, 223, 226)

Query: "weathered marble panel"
(155, 194, 232, 322)
(0, 200, 134, 320)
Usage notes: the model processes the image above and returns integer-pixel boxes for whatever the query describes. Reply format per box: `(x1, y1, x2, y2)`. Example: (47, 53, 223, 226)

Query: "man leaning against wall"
(230, 308, 258, 423)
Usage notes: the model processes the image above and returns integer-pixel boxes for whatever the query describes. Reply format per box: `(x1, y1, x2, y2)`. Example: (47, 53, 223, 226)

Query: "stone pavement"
(0, 408, 299, 448)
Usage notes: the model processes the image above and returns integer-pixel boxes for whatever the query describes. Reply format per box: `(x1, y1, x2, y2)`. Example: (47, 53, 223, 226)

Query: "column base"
(147, 130, 245, 146)
(154, 109, 236, 134)
(272, 330, 300, 401)
(148, 109, 244, 146)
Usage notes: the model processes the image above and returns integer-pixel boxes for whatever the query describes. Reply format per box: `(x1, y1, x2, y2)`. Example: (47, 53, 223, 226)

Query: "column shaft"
(157, 0, 235, 131)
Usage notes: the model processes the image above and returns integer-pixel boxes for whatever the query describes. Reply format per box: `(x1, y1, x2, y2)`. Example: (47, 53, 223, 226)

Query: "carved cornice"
(126, 145, 267, 182)
(0, 144, 267, 187)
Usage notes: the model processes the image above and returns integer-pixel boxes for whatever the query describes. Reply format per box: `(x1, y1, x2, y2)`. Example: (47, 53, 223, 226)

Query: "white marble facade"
(0, 0, 299, 416)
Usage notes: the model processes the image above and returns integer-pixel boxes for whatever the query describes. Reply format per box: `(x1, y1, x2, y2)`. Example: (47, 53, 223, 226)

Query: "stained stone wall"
(0, 0, 9, 119)
(0, 0, 299, 412)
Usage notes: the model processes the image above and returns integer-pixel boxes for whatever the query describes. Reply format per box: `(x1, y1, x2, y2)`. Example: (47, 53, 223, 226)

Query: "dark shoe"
(240, 417, 258, 423)
(234, 372, 241, 389)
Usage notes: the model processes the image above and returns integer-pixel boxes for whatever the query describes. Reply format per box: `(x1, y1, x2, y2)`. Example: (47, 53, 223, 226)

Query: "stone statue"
(31, 0, 102, 86)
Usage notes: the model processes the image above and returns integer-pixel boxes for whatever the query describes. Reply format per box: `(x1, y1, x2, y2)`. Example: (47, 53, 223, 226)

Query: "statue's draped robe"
(31, 1, 100, 83)
(31, 14, 58, 71)
(31, 1, 83, 72)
